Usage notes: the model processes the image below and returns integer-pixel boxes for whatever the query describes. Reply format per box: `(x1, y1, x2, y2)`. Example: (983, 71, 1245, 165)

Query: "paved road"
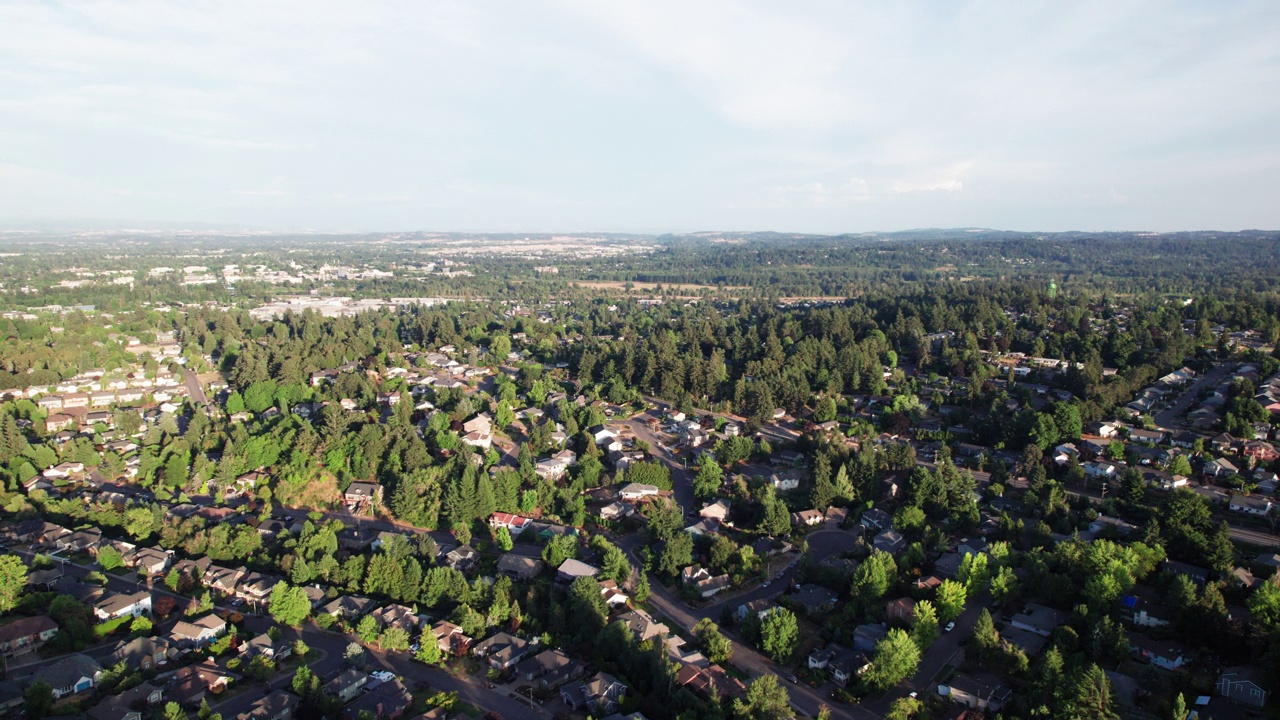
(620, 409, 696, 513)
(879, 592, 990, 711)
(1154, 362, 1233, 430)
(212, 626, 547, 720)
(623, 524, 873, 720)
(640, 565, 874, 720)
(182, 368, 208, 406)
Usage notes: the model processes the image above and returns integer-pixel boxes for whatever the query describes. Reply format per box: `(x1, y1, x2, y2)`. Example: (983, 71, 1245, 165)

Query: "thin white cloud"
(561, 0, 857, 130)
(0, 1, 1277, 231)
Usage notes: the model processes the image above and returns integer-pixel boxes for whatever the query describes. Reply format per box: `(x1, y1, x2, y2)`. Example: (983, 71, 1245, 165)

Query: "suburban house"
(516, 649, 584, 689)
(535, 457, 572, 480)
(1218, 668, 1268, 708)
(556, 559, 599, 583)
(791, 509, 824, 527)
(769, 471, 802, 491)
(472, 632, 532, 670)
(497, 554, 544, 581)
(942, 674, 1013, 712)
(1204, 457, 1240, 478)
(599, 580, 630, 607)
(675, 664, 747, 701)
(60, 528, 103, 553)
(1129, 428, 1165, 445)
(170, 614, 227, 647)
(598, 502, 634, 521)
(325, 669, 369, 703)
(619, 483, 660, 501)
(344, 482, 383, 510)
(1083, 461, 1118, 480)
(203, 565, 246, 596)
(368, 604, 429, 635)
(34, 653, 103, 698)
(886, 597, 916, 623)
(243, 692, 301, 720)
(239, 633, 292, 661)
(431, 621, 473, 656)
(699, 500, 731, 523)
(693, 574, 731, 599)
(86, 683, 163, 720)
(1010, 603, 1066, 638)
(132, 547, 173, 576)
(1164, 560, 1210, 585)
(109, 636, 172, 671)
(738, 599, 776, 623)
(873, 529, 906, 555)
(343, 679, 411, 720)
(1243, 441, 1280, 463)
(444, 545, 479, 572)
(1130, 633, 1190, 670)
(167, 661, 235, 702)
(0, 615, 58, 658)
(322, 595, 378, 620)
(855, 622, 885, 650)
(93, 591, 153, 621)
(1228, 494, 1273, 516)
(859, 508, 892, 532)
(488, 512, 534, 536)
(235, 572, 282, 607)
(1000, 626, 1050, 658)
(808, 643, 870, 686)
(616, 609, 669, 643)
(561, 673, 627, 715)
(788, 585, 838, 615)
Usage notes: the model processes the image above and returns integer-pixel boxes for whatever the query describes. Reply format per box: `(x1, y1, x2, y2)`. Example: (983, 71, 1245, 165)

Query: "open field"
(573, 280, 746, 292)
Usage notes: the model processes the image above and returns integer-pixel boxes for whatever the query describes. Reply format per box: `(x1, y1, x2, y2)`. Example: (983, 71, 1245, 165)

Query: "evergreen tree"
(1070, 664, 1119, 720)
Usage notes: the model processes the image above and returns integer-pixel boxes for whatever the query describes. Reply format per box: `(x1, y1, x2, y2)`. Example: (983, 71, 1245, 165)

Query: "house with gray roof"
(33, 653, 103, 698)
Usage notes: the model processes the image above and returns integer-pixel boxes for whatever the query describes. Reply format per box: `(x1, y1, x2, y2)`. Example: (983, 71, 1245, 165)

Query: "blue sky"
(1, 1, 1277, 233)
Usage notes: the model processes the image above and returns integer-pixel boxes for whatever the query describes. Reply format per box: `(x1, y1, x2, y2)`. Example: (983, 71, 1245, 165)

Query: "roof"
(497, 554, 543, 576)
(244, 691, 302, 720)
(325, 668, 367, 692)
(617, 609, 668, 641)
(518, 648, 575, 676)
(0, 615, 57, 643)
(34, 653, 103, 690)
(110, 636, 169, 664)
(557, 559, 599, 579)
(94, 590, 150, 615)
(1011, 603, 1066, 634)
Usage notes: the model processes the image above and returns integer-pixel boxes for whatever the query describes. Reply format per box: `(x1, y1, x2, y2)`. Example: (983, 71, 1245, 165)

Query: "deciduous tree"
(864, 628, 920, 691)
(758, 607, 798, 663)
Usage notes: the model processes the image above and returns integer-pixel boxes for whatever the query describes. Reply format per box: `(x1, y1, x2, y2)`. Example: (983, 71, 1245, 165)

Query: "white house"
(1229, 495, 1273, 516)
(619, 483, 660, 501)
(93, 591, 152, 621)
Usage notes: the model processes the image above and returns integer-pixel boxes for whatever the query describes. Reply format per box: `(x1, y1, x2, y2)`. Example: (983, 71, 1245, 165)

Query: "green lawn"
(94, 615, 133, 639)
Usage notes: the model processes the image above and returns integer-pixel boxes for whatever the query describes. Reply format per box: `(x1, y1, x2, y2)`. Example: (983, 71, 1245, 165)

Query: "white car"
(944, 621, 956, 633)
(370, 671, 396, 682)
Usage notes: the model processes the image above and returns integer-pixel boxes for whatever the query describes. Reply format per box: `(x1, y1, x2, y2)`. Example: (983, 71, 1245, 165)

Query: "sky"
(1, 1, 1278, 234)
